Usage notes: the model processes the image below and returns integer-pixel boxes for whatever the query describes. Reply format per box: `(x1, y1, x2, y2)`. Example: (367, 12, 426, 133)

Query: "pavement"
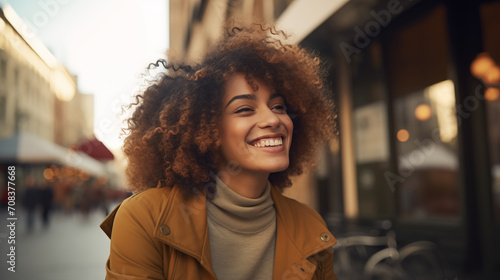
(0, 206, 113, 280)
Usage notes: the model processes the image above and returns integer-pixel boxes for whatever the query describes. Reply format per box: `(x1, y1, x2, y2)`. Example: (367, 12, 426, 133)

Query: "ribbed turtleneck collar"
(206, 176, 275, 234)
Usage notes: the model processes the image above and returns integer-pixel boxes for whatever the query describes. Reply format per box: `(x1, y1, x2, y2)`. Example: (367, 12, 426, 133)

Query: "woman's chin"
(262, 162, 289, 174)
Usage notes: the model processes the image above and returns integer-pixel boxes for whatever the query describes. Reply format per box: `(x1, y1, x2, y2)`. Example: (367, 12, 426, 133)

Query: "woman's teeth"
(253, 138, 283, 147)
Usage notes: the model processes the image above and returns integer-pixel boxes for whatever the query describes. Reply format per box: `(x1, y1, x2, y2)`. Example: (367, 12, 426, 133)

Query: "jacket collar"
(271, 187, 337, 279)
(153, 185, 336, 280)
(153, 186, 216, 279)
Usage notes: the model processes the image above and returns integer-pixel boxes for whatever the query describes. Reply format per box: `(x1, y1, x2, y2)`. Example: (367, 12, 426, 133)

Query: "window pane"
(0, 58, 6, 81)
(480, 2, 500, 224)
(383, 4, 461, 221)
(0, 95, 6, 123)
(351, 41, 395, 219)
(394, 80, 460, 220)
(487, 93, 500, 223)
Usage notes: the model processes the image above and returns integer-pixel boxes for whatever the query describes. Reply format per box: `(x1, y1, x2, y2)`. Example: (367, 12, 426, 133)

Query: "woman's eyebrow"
(269, 93, 284, 100)
(225, 94, 256, 108)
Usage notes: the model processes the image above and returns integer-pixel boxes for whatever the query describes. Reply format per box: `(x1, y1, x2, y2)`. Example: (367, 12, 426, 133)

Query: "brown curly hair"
(123, 22, 336, 197)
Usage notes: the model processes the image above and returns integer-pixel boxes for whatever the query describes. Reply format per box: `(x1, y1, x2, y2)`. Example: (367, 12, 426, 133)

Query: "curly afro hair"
(123, 22, 336, 197)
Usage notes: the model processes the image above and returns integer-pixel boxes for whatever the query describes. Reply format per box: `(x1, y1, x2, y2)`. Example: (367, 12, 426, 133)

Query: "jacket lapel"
(271, 187, 337, 280)
(149, 185, 336, 280)
(153, 186, 216, 279)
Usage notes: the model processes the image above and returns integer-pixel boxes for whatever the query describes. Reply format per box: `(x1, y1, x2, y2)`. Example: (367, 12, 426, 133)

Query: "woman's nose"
(257, 107, 281, 128)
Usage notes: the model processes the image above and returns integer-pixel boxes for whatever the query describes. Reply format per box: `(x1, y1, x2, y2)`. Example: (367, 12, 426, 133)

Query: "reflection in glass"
(414, 104, 432, 121)
(394, 80, 460, 220)
(486, 95, 500, 223)
(397, 129, 410, 143)
(479, 1, 500, 225)
(484, 88, 500, 102)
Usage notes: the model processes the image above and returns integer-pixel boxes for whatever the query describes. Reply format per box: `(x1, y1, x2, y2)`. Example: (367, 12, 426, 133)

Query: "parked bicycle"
(333, 221, 447, 280)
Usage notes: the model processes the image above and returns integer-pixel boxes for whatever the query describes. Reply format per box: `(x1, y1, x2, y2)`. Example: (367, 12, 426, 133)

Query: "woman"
(101, 22, 338, 280)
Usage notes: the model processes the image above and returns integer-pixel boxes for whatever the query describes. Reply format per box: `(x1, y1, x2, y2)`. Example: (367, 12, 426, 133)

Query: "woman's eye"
(235, 107, 254, 114)
(272, 105, 287, 113)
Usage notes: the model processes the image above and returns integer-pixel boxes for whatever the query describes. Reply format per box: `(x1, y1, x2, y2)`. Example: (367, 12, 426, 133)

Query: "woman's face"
(218, 72, 293, 176)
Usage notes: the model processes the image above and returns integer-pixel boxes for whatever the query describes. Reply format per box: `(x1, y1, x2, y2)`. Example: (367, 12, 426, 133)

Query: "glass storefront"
(350, 40, 395, 220)
(479, 2, 500, 223)
(382, 4, 462, 222)
(312, 0, 500, 276)
(393, 80, 460, 220)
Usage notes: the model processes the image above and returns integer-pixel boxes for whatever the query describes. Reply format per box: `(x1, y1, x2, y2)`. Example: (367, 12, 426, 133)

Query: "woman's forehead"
(223, 73, 276, 98)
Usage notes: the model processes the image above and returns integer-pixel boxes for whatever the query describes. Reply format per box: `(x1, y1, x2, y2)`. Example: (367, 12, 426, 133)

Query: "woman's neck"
(216, 170, 269, 199)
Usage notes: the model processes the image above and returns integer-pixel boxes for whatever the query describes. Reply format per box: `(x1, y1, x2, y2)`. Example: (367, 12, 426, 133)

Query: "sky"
(2, 0, 169, 150)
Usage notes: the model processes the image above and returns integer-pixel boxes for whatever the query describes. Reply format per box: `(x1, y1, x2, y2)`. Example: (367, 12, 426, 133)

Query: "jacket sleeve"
(105, 198, 165, 280)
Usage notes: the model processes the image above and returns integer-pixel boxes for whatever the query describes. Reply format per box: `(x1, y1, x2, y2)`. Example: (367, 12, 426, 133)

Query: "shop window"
(479, 2, 500, 224)
(0, 57, 6, 81)
(351, 40, 395, 220)
(486, 89, 500, 224)
(0, 95, 6, 124)
(384, 5, 461, 221)
(14, 68, 19, 92)
(393, 80, 460, 219)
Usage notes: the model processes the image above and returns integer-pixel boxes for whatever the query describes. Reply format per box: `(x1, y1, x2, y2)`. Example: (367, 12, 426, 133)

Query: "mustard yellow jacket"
(101, 185, 338, 280)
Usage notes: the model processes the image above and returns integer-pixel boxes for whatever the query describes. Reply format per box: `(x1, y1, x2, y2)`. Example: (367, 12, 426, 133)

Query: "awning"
(75, 138, 115, 161)
(0, 132, 107, 177)
(276, 0, 350, 44)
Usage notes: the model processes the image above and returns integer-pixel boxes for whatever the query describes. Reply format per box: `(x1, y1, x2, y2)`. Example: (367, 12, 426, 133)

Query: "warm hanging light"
(471, 52, 500, 91)
(482, 65, 500, 84)
(485, 88, 500, 102)
(397, 129, 410, 142)
(414, 104, 432, 121)
(43, 168, 55, 180)
(471, 52, 495, 79)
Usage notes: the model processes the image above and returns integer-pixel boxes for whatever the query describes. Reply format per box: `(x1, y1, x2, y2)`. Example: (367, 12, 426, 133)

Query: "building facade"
(169, 0, 500, 278)
(0, 6, 57, 142)
(0, 5, 94, 147)
(0, 5, 105, 189)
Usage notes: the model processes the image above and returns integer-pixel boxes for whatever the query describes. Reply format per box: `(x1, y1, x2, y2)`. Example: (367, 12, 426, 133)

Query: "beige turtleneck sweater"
(206, 176, 276, 280)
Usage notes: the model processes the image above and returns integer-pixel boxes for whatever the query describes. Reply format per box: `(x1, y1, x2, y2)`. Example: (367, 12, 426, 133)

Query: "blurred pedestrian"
(60, 180, 75, 214)
(77, 183, 91, 219)
(90, 180, 110, 216)
(1, 185, 8, 207)
(39, 181, 54, 228)
(22, 176, 39, 233)
(101, 22, 338, 279)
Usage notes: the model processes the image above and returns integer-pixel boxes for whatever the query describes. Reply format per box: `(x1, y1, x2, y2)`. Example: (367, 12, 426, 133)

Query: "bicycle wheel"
(364, 248, 407, 280)
(399, 241, 445, 280)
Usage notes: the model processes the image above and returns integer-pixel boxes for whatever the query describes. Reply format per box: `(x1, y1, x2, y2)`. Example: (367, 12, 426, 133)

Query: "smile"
(252, 137, 283, 148)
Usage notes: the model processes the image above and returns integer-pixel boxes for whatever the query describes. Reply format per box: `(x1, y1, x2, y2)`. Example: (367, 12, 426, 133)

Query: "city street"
(0, 207, 113, 280)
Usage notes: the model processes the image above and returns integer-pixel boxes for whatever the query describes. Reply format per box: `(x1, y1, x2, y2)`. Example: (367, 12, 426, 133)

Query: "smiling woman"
(100, 22, 338, 280)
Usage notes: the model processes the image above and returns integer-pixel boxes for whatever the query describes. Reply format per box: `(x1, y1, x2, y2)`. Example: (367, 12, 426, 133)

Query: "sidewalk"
(0, 207, 112, 280)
